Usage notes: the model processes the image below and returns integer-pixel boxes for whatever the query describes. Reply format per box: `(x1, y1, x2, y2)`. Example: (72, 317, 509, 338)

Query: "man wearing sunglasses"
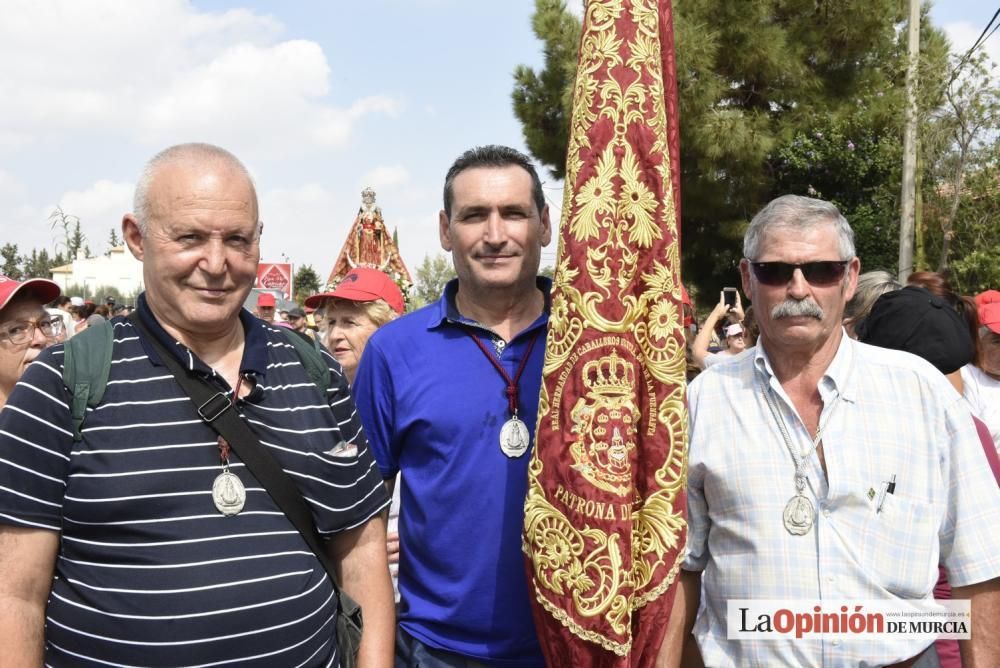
(0, 275, 63, 411)
(680, 195, 1000, 666)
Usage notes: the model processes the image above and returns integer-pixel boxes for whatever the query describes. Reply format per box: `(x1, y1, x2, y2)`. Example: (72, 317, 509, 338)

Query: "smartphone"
(723, 287, 738, 308)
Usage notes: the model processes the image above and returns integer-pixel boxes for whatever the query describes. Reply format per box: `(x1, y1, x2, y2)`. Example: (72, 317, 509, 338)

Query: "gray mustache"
(771, 299, 824, 320)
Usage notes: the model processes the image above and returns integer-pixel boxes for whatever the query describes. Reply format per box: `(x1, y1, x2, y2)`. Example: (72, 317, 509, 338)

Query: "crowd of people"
(0, 141, 998, 667)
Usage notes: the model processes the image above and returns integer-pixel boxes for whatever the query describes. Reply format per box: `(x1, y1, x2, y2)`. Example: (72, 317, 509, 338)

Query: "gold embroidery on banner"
(524, 0, 688, 654)
(569, 350, 639, 497)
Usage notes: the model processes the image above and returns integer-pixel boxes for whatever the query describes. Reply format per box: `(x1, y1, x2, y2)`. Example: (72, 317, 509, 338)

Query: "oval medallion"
(213, 471, 246, 516)
(499, 416, 530, 458)
(783, 494, 814, 536)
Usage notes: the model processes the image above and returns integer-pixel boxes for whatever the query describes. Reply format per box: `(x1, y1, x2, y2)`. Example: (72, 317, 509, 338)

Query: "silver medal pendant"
(783, 493, 815, 535)
(213, 471, 246, 516)
(499, 415, 530, 458)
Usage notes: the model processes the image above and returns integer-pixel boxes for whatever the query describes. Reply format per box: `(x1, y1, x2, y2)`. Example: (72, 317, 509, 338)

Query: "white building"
(50, 247, 144, 298)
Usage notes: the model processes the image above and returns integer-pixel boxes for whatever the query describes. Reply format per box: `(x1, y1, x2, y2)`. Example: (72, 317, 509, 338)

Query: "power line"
(945, 6, 1000, 88)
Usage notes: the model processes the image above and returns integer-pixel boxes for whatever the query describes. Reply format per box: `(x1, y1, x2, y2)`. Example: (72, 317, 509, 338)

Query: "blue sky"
(1, 0, 995, 284)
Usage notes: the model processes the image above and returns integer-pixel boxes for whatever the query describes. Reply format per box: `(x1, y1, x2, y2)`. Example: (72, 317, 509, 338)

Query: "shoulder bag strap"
(127, 314, 342, 593)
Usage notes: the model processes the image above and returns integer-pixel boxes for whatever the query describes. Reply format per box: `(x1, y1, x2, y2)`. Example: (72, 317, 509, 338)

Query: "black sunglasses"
(749, 260, 849, 286)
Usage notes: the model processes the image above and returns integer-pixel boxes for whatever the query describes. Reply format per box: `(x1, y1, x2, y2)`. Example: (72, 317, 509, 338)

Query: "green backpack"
(63, 319, 331, 441)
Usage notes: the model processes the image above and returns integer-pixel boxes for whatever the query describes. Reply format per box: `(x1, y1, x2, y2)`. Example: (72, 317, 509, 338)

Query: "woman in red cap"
(305, 268, 405, 383)
(0, 275, 63, 410)
(306, 267, 406, 599)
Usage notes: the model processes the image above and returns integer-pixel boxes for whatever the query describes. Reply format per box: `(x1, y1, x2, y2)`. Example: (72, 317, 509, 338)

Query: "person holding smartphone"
(691, 287, 747, 369)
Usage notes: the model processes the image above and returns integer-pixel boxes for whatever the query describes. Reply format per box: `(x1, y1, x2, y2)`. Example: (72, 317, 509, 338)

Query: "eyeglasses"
(0, 316, 64, 346)
(749, 260, 849, 286)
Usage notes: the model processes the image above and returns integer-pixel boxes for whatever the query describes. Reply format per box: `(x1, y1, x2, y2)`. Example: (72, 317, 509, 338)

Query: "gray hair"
(442, 145, 545, 219)
(132, 143, 260, 237)
(844, 270, 902, 323)
(743, 194, 856, 260)
(318, 298, 398, 329)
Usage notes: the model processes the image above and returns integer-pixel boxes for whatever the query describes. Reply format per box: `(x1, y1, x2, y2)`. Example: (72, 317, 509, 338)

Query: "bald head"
(132, 143, 260, 238)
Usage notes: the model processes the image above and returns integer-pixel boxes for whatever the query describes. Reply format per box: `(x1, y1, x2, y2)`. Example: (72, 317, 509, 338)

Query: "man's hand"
(0, 525, 59, 667)
(329, 516, 395, 668)
(386, 531, 400, 565)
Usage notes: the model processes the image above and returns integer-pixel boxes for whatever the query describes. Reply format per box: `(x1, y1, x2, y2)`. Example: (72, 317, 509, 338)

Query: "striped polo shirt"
(0, 296, 389, 666)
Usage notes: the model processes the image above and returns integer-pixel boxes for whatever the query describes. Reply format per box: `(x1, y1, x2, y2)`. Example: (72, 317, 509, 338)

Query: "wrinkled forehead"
(0, 295, 47, 326)
(322, 298, 370, 317)
(756, 222, 842, 260)
(148, 160, 259, 225)
(451, 166, 536, 209)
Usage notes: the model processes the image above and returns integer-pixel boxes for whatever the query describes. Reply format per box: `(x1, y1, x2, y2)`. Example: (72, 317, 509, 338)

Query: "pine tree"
(511, 0, 952, 298)
(293, 265, 322, 304)
(22, 248, 55, 278)
(106, 227, 122, 256)
(1, 244, 22, 280)
(512, 0, 580, 180)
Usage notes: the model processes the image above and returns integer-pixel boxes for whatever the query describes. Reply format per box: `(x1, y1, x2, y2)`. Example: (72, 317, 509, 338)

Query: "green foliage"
(772, 108, 903, 273)
(511, 0, 957, 304)
(21, 248, 56, 279)
(512, 0, 580, 180)
(49, 207, 89, 259)
(1, 244, 22, 280)
(106, 228, 122, 256)
(62, 284, 139, 305)
(293, 264, 322, 304)
(919, 51, 1000, 286)
(411, 253, 456, 308)
(925, 161, 1000, 294)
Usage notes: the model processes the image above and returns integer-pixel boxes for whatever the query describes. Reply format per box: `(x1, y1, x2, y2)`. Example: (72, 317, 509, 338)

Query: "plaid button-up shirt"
(685, 334, 1000, 667)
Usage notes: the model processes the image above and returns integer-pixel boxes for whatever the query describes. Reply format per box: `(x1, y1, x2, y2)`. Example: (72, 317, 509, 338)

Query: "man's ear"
(439, 210, 452, 252)
(122, 214, 145, 261)
(739, 259, 753, 297)
(539, 205, 552, 247)
(842, 256, 862, 302)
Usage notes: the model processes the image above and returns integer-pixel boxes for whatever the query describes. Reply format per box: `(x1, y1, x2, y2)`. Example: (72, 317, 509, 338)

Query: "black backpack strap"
(62, 319, 115, 441)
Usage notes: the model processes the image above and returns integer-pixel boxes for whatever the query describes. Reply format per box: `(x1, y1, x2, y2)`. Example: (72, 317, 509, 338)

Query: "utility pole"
(898, 0, 920, 282)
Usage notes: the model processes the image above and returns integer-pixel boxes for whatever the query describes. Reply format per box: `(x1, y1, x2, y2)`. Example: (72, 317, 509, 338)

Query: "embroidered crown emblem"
(582, 350, 635, 398)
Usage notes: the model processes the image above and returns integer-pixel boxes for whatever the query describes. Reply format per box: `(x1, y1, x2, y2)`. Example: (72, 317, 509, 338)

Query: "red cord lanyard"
(218, 374, 245, 465)
(462, 327, 540, 417)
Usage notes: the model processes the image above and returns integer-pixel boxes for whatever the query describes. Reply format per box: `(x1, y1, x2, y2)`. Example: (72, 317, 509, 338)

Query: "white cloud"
(0, 1, 399, 157)
(0, 171, 27, 198)
(942, 21, 1000, 74)
(0, 178, 132, 263)
(258, 183, 342, 276)
(58, 180, 134, 225)
(55, 180, 135, 251)
(359, 165, 411, 191)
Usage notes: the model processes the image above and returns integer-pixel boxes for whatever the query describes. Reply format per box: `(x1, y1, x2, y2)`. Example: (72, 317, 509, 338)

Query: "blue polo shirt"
(353, 278, 549, 666)
(0, 294, 389, 666)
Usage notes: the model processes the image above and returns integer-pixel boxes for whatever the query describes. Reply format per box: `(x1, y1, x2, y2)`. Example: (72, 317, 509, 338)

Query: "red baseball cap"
(257, 292, 276, 308)
(0, 275, 61, 313)
(976, 289, 1000, 334)
(305, 268, 404, 314)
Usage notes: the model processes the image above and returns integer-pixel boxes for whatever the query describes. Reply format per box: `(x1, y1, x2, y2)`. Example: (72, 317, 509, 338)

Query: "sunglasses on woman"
(748, 260, 849, 286)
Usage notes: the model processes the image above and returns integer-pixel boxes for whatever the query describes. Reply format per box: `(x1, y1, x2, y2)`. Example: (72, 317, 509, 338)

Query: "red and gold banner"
(523, 0, 687, 665)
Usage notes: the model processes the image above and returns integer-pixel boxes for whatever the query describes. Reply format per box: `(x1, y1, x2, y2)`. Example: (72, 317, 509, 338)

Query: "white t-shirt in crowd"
(961, 364, 1000, 453)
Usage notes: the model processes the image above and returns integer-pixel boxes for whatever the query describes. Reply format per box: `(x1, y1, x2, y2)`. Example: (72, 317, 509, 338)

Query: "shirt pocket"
(857, 494, 941, 598)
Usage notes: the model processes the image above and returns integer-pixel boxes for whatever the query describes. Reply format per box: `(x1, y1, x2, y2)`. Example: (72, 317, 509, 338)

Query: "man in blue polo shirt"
(0, 143, 394, 666)
(353, 145, 551, 667)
